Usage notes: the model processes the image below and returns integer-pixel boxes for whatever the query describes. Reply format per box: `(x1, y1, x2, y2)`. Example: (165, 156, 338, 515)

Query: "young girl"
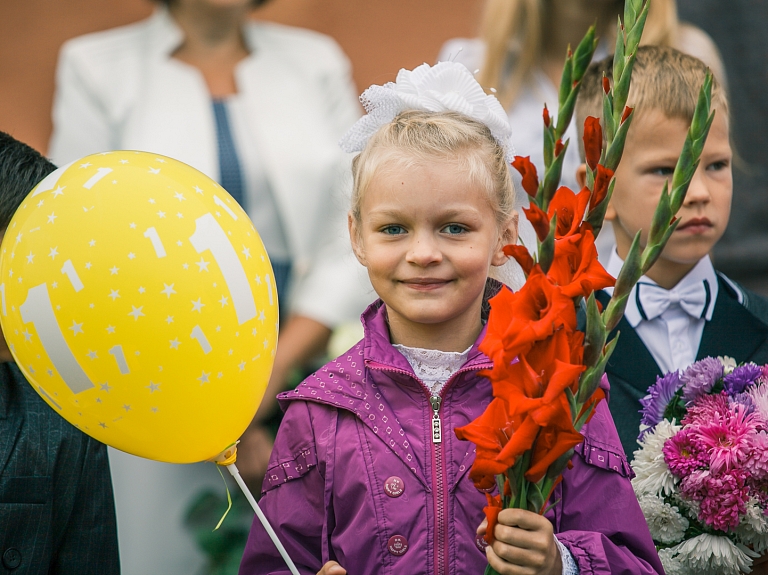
(238, 62, 663, 575)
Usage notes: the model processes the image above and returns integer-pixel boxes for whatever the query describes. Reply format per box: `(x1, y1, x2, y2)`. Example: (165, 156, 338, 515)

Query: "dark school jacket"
(0, 362, 119, 575)
(598, 273, 768, 459)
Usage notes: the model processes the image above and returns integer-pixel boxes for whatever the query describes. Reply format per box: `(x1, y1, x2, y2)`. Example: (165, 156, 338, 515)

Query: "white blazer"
(50, 9, 373, 327)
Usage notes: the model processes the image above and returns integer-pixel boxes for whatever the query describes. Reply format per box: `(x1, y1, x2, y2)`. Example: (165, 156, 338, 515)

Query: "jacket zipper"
(366, 361, 492, 575)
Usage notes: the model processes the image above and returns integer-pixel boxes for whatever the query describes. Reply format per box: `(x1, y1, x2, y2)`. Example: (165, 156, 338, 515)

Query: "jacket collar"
(145, 7, 260, 57)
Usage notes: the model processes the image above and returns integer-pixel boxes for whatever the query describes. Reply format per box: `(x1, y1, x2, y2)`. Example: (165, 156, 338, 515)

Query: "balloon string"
(214, 465, 233, 531)
(225, 462, 300, 575)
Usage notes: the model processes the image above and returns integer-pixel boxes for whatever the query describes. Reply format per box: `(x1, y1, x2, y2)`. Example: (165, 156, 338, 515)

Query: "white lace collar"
(392, 344, 472, 396)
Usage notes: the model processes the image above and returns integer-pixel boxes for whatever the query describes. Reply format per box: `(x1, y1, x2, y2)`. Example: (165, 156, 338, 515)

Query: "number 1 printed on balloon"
(19, 283, 94, 393)
(189, 213, 256, 325)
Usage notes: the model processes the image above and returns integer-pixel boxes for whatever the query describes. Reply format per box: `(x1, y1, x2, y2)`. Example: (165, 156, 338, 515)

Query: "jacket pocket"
(0, 476, 52, 504)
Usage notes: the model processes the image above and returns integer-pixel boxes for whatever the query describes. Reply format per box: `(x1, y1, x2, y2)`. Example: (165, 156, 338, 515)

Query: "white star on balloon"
(191, 298, 205, 313)
(80, 162, 92, 169)
(169, 339, 181, 349)
(174, 192, 186, 201)
(87, 350, 98, 360)
(242, 246, 251, 259)
(128, 253, 136, 260)
(149, 167, 161, 174)
(128, 305, 145, 320)
(110, 266, 119, 275)
(219, 296, 228, 307)
(108, 289, 120, 300)
(165, 316, 174, 324)
(52, 186, 65, 197)
(26, 252, 34, 263)
(22, 329, 32, 341)
(69, 320, 84, 335)
(48, 247, 59, 259)
(194, 186, 203, 194)
(195, 258, 210, 272)
(47, 213, 57, 224)
(89, 239, 95, 246)
(197, 371, 210, 385)
(106, 325, 115, 334)
(147, 381, 160, 393)
(161, 283, 176, 298)
(85, 262, 92, 269)
(157, 211, 166, 218)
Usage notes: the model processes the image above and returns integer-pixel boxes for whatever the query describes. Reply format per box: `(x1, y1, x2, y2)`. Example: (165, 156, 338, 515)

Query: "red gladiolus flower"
(555, 139, 565, 157)
(526, 425, 584, 483)
(456, 397, 519, 488)
(483, 494, 503, 544)
(547, 229, 615, 299)
(522, 203, 550, 242)
(602, 76, 611, 95)
(589, 164, 614, 211)
(548, 186, 591, 238)
(582, 116, 603, 170)
(480, 268, 577, 368)
(543, 105, 551, 127)
(503, 245, 534, 276)
(512, 156, 539, 197)
(621, 106, 633, 124)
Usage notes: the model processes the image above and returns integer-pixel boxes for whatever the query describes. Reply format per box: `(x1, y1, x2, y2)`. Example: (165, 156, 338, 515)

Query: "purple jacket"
(240, 300, 664, 575)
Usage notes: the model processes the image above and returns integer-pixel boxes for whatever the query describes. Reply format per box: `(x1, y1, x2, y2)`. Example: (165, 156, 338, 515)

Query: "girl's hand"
(478, 509, 562, 575)
(317, 561, 346, 575)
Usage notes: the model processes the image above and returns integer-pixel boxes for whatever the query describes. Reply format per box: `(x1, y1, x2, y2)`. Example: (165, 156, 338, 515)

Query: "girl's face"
(350, 157, 516, 349)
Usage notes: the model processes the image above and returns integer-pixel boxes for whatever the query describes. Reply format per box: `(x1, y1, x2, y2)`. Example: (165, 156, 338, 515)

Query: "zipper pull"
(430, 395, 442, 444)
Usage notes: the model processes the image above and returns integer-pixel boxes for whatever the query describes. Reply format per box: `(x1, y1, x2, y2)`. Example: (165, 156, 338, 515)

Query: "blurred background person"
(47, 0, 372, 572)
(439, 0, 725, 261)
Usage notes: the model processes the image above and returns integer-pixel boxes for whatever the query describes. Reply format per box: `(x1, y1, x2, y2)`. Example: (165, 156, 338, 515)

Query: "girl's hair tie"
(340, 61, 515, 162)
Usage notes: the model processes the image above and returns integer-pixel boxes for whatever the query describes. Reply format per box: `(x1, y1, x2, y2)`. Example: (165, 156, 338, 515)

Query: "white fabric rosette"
(340, 61, 515, 162)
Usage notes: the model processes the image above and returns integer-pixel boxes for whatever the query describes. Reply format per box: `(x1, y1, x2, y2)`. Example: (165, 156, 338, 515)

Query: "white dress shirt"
(605, 251, 719, 373)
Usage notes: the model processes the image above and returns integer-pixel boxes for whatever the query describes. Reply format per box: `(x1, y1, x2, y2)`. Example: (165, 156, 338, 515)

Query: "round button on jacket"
(387, 535, 409, 556)
(2, 548, 22, 569)
(384, 476, 404, 498)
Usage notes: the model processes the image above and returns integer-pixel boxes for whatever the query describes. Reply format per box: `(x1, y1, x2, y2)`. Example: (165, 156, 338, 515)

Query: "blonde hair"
(479, 0, 679, 108)
(575, 45, 729, 159)
(350, 110, 516, 229)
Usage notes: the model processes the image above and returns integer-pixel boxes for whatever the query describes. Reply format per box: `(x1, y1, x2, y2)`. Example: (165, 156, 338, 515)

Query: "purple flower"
(640, 371, 682, 431)
(729, 392, 755, 415)
(681, 358, 723, 403)
(723, 363, 762, 396)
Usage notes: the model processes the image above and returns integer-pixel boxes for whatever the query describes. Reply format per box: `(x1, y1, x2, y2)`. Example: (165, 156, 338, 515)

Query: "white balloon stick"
(225, 462, 300, 575)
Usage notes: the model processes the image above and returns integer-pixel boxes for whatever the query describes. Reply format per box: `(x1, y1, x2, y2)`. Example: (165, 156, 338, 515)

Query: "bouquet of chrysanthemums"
(632, 356, 768, 574)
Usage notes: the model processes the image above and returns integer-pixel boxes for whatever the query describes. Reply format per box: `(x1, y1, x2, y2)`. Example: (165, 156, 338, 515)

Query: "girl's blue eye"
(707, 160, 729, 172)
(651, 166, 675, 177)
(382, 225, 406, 235)
(443, 224, 467, 235)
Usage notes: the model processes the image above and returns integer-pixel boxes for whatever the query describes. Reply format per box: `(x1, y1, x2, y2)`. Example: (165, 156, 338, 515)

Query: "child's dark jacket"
(598, 273, 768, 458)
(0, 362, 119, 574)
(240, 299, 664, 575)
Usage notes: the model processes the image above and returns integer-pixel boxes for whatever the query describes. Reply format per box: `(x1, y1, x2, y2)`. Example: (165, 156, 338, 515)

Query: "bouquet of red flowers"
(633, 357, 768, 574)
(455, 2, 716, 571)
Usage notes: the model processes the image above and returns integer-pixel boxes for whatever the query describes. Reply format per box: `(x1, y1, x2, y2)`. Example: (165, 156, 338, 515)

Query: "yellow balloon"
(0, 152, 278, 463)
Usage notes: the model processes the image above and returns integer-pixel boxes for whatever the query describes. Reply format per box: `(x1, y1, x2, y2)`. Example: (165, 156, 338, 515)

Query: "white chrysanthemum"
(658, 547, 687, 575)
(675, 534, 757, 575)
(632, 419, 680, 497)
(735, 497, 768, 552)
(719, 355, 737, 375)
(340, 61, 515, 160)
(638, 494, 689, 544)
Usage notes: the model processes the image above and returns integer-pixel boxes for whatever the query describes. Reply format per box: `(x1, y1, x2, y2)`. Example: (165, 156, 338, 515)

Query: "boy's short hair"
(0, 132, 56, 230)
(575, 45, 729, 160)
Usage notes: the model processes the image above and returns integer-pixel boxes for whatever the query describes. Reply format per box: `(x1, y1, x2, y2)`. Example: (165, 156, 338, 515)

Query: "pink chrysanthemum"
(748, 383, 768, 423)
(695, 405, 759, 474)
(682, 393, 730, 426)
(747, 432, 768, 480)
(697, 470, 750, 532)
(663, 428, 708, 477)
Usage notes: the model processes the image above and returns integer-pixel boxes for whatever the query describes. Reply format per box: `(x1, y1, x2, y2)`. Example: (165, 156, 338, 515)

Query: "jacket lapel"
(0, 364, 24, 476)
(604, 316, 663, 389)
(697, 279, 768, 362)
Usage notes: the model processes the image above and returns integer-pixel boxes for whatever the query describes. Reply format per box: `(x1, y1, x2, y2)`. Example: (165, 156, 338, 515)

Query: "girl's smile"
(349, 157, 516, 352)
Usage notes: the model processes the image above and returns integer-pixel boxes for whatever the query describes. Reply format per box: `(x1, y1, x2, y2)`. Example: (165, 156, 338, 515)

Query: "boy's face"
(607, 108, 732, 274)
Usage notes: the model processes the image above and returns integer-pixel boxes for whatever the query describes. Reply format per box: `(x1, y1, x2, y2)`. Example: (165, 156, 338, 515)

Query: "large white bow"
(636, 280, 711, 321)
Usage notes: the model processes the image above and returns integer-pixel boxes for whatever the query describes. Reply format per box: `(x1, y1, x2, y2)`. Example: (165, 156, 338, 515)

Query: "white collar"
(605, 250, 719, 327)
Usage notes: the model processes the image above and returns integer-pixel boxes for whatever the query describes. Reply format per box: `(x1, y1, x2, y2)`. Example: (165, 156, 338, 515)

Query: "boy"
(0, 132, 120, 574)
(575, 46, 768, 458)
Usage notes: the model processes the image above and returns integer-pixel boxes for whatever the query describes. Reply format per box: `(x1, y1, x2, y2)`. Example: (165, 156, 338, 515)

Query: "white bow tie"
(636, 280, 712, 321)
